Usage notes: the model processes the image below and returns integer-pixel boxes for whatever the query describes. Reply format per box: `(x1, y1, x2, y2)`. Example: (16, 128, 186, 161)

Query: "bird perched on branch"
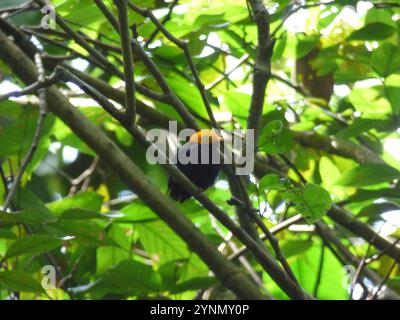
(168, 129, 223, 202)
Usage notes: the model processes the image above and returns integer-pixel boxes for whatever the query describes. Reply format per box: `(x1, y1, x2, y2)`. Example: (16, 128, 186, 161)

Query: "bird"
(168, 129, 222, 202)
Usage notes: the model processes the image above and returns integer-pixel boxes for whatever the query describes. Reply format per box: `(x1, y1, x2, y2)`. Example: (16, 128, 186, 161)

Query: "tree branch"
(2, 53, 49, 211)
(247, 0, 273, 149)
(292, 131, 385, 165)
(114, 0, 136, 123)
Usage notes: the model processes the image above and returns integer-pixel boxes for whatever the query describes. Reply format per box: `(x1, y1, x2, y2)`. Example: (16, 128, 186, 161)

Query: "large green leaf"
(96, 224, 130, 275)
(5, 235, 62, 259)
(371, 43, 400, 77)
(47, 192, 103, 216)
(135, 221, 208, 277)
(336, 164, 400, 187)
(0, 208, 56, 225)
(0, 270, 44, 293)
(259, 120, 294, 154)
(44, 220, 116, 247)
(101, 260, 162, 294)
(348, 23, 396, 41)
(284, 184, 332, 223)
(0, 108, 54, 157)
(223, 91, 250, 118)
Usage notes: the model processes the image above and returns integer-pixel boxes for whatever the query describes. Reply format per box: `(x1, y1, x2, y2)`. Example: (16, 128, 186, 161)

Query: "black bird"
(168, 129, 222, 202)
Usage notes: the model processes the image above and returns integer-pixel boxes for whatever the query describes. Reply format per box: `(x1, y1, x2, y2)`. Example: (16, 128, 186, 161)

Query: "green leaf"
(365, 8, 397, 28)
(371, 43, 400, 77)
(296, 35, 319, 58)
(0, 208, 56, 225)
(96, 224, 130, 274)
(47, 192, 103, 216)
(281, 240, 314, 259)
(0, 228, 17, 239)
(347, 23, 396, 41)
(348, 87, 392, 117)
(11, 188, 54, 219)
(59, 208, 123, 220)
(223, 91, 250, 118)
(0, 108, 54, 157)
(263, 120, 284, 136)
(285, 184, 332, 223)
(135, 221, 208, 276)
(386, 85, 400, 114)
(259, 120, 293, 154)
(6, 235, 62, 259)
(319, 157, 341, 187)
(302, 184, 332, 223)
(259, 174, 284, 191)
(336, 164, 400, 187)
(101, 260, 161, 294)
(259, 130, 293, 154)
(290, 244, 348, 299)
(0, 270, 44, 293)
(44, 220, 116, 247)
(119, 201, 158, 223)
(336, 118, 387, 139)
(345, 188, 400, 203)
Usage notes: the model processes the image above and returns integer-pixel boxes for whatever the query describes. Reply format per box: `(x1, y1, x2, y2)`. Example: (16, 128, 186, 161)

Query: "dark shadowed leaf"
(347, 23, 396, 41)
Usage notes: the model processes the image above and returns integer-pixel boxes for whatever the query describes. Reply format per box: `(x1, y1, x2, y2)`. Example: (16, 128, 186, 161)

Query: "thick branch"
(328, 205, 400, 261)
(293, 131, 385, 165)
(247, 0, 273, 149)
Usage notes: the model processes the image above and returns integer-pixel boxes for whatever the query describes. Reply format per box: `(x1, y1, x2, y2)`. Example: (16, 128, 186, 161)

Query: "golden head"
(189, 129, 223, 145)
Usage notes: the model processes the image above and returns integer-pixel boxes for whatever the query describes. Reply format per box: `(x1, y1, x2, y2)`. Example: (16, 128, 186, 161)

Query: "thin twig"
(270, 1, 336, 38)
(144, 0, 179, 48)
(229, 214, 302, 260)
(228, 197, 300, 286)
(33, 0, 123, 78)
(94, 0, 119, 31)
(373, 2, 400, 8)
(313, 242, 325, 298)
(210, 215, 265, 289)
(2, 54, 49, 211)
(206, 54, 250, 90)
(68, 157, 99, 196)
(114, 0, 136, 123)
(130, 39, 200, 130)
(370, 253, 400, 300)
(366, 237, 400, 265)
(350, 233, 378, 299)
(0, 69, 61, 103)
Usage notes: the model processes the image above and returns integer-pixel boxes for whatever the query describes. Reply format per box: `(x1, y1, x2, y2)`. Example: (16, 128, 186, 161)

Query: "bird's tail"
(168, 184, 191, 203)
